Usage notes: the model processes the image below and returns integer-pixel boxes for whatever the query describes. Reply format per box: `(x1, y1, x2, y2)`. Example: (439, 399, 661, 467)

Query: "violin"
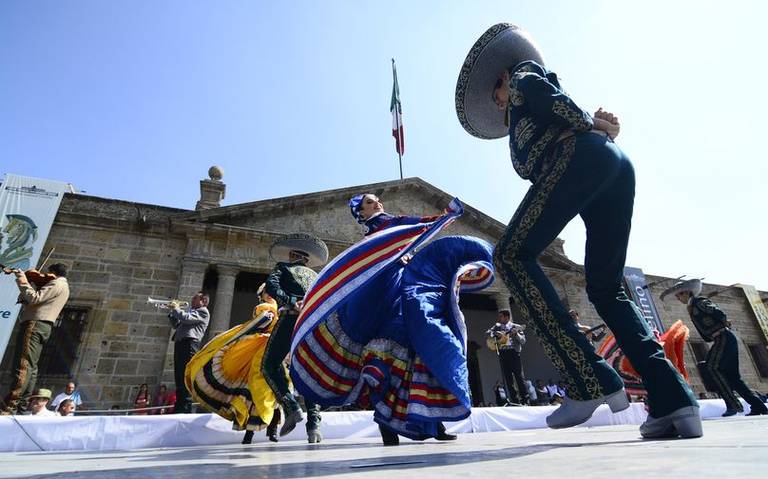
(1, 264, 58, 288)
(0, 247, 58, 289)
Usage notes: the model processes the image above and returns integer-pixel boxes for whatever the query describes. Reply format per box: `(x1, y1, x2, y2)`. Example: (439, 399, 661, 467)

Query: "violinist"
(0, 263, 70, 415)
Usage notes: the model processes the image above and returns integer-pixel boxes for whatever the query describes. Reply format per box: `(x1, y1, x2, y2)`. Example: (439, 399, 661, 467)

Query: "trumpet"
(147, 296, 189, 309)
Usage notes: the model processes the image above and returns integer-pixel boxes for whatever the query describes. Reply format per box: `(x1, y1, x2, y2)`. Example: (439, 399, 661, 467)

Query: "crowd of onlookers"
(18, 381, 177, 416)
(130, 383, 177, 415)
(484, 378, 569, 407)
(19, 379, 766, 416)
(22, 381, 83, 417)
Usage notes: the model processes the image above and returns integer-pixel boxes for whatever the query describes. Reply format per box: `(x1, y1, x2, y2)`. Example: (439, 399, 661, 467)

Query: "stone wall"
(0, 194, 188, 408)
(2, 184, 766, 411)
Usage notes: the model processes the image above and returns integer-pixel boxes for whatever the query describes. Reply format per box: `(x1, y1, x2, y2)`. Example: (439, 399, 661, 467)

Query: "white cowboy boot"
(546, 389, 629, 429)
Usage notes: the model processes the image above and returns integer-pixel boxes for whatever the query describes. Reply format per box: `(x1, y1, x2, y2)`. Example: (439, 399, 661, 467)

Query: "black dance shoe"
(241, 430, 255, 445)
(379, 424, 400, 446)
(436, 422, 458, 441)
(746, 406, 768, 416)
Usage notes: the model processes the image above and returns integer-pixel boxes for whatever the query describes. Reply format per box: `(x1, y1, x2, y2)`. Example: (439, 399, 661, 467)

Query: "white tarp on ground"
(0, 399, 756, 453)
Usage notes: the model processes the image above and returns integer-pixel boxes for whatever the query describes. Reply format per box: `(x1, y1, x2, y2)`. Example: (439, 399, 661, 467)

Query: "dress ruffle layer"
(185, 302, 279, 430)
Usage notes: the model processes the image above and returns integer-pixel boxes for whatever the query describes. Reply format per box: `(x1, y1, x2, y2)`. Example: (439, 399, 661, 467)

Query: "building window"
(746, 344, 768, 378)
(38, 307, 89, 378)
(690, 342, 709, 363)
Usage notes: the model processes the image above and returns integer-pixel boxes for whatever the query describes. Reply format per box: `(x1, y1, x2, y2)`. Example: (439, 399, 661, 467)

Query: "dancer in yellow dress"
(185, 284, 282, 443)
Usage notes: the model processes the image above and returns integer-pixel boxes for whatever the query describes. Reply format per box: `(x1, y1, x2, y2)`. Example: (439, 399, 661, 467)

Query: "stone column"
(210, 266, 238, 336)
(177, 259, 209, 301)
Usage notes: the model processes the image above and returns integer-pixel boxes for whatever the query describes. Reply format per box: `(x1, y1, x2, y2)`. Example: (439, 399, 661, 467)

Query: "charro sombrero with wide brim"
(660, 279, 703, 301)
(455, 23, 545, 140)
(269, 233, 329, 268)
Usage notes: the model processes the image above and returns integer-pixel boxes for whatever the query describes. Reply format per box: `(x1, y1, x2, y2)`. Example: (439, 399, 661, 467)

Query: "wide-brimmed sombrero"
(455, 23, 545, 140)
(269, 233, 329, 268)
(660, 279, 703, 301)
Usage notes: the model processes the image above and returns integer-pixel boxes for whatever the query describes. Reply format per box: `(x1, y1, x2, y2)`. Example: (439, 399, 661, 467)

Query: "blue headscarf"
(348, 194, 368, 224)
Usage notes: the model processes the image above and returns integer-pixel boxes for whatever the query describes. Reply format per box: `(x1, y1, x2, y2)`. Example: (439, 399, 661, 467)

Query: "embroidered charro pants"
(1, 320, 52, 414)
(494, 132, 696, 417)
(706, 329, 767, 413)
(261, 312, 321, 431)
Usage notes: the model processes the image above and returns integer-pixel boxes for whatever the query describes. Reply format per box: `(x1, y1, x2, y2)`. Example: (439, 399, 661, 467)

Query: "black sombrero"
(269, 233, 329, 268)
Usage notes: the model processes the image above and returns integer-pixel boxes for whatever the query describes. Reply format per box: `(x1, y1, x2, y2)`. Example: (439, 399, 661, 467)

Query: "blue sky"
(1, 0, 766, 290)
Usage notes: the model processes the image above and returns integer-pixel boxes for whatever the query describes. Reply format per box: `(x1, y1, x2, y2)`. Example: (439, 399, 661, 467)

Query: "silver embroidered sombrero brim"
(455, 23, 545, 140)
(269, 233, 329, 268)
(660, 279, 703, 301)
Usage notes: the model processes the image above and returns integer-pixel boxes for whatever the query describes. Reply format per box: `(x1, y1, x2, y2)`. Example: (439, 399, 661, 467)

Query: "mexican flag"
(390, 61, 405, 156)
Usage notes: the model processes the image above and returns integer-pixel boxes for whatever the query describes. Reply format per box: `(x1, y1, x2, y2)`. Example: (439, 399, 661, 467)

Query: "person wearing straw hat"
(455, 23, 701, 438)
(662, 279, 768, 416)
(27, 388, 55, 416)
(262, 233, 328, 443)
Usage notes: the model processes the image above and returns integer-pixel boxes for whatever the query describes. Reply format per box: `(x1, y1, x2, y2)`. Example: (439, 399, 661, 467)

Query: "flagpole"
(392, 58, 403, 181)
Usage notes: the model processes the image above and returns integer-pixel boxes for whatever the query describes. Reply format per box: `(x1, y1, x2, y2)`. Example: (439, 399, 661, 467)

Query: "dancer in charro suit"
(262, 233, 328, 443)
(662, 279, 768, 416)
(455, 23, 700, 438)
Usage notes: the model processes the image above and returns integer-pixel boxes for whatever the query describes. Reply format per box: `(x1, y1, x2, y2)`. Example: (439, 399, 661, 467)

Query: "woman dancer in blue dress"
(289, 194, 495, 444)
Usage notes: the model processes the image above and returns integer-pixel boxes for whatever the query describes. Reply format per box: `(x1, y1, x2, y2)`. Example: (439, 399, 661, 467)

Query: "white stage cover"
(0, 399, 755, 453)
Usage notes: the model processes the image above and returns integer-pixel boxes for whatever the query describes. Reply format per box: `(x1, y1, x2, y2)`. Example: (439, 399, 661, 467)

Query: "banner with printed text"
(739, 284, 768, 346)
(0, 174, 70, 362)
(623, 266, 665, 333)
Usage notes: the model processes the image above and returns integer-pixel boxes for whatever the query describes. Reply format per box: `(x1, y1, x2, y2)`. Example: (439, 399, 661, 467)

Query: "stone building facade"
(2, 174, 767, 409)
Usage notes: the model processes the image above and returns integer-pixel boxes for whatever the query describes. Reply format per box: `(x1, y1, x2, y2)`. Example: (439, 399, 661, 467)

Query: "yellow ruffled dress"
(185, 299, 280, 430)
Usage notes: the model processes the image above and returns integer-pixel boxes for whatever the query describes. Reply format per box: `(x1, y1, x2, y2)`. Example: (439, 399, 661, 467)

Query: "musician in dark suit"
(168, 291, 210, 413)
(663, 279, 768, 416)
(488, 309, 529, 405)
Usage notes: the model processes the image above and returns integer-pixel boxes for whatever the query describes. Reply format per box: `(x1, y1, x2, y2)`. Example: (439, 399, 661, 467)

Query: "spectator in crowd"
(161, 389, 177, 414)
(698, 392, 709, 400)
(27, 389, 55, 417)
(151, 384, 169, 415)
(546, 379, 559, 399)
(535, 379, 550, 406)
(556, 381, 568, 398)
(51, 381, 83, 412)
(56, 399, 75, 416)
(133, 383, 150, 414)
(109, 405, 122, 411)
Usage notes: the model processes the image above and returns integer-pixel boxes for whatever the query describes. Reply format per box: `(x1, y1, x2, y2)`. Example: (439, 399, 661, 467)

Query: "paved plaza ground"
(2, 415, 766, 479)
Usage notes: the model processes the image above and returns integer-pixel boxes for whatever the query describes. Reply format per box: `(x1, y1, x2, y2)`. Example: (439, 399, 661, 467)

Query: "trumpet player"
(166, 291, 210, 414)
(488, 309, 529, 405)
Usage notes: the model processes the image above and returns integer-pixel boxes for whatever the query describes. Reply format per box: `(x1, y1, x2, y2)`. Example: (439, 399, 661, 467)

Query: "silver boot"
(640, 406, 702, 439)
(307, 429, 323, 443)
(546, 389, 629, 429)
